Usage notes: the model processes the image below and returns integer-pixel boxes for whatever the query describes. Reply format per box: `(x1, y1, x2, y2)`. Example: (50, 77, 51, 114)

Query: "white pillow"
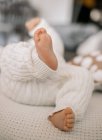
(77, 31, 102, 56)
(69, 51, 102, 91)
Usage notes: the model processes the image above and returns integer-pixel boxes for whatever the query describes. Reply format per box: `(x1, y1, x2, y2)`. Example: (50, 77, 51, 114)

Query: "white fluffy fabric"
(77, 31, 102, 55)
(0, 19, 94, 121)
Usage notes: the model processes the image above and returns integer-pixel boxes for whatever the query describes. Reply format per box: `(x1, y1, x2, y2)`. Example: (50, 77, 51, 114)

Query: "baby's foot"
(25, 17, 41, 31)
(49, 107, 75, 131)
(34, 28, 58, 70)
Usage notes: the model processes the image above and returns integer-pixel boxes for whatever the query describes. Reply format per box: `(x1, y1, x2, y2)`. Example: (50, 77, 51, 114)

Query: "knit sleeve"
(0, 42, 56, 81)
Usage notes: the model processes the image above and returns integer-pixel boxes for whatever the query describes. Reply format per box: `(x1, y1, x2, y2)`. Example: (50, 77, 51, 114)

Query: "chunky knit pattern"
(0, 19, 94, 121)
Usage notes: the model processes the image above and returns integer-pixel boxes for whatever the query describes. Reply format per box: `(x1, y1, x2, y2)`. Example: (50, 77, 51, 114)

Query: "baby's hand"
(25, 17, 41, 31)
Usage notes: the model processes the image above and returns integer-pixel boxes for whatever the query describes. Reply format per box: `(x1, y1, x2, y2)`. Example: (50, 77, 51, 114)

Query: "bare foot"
(34, 28, 58, 70)
(49, 107, 75, 131)
(25, 17, 41, 31)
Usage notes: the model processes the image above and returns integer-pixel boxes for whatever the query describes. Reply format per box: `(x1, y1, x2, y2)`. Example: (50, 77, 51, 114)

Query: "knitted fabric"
(0, 19, 94, 121)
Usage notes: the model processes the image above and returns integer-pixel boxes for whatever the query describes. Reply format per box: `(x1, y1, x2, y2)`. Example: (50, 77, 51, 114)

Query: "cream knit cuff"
(32, 50, 57, 80)
(29, 18, 49, 37)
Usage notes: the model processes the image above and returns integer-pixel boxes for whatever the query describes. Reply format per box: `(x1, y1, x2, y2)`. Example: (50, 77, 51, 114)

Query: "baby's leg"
(49, 107, 75, 131)
(34, 28, 58, 70)
(49, 65, 94, 131)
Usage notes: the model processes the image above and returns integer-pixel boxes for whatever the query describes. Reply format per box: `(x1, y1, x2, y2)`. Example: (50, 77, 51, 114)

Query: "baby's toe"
(34, 28, 47, 40)
(67, 122, 74, 128)
(64, 119, 73, 131)
(66, 116, 74, 130)
(39, 28, 46, 33)
(35, 29, 41, 36)
(65, 107, 73, 115)
(35, 28, 46, 35)
(63, 126, 70, 131)
(34, 33, 40, 42)
(34, 29, 42, 41)
(67, 114, 75, 119)
(67, 118, 74, 123)
(64, 108, 75, 131)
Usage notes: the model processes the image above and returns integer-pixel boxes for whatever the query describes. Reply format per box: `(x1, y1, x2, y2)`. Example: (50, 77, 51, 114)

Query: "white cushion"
(69, 51, 102, 91)
(0, 91, 102, 140)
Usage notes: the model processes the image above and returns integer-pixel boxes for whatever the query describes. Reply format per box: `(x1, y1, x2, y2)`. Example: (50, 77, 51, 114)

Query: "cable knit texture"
(0, 19, 94, 121)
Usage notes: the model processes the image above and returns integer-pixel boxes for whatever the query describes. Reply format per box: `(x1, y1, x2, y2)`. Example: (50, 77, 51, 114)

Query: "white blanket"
(0, 91, 102, 140)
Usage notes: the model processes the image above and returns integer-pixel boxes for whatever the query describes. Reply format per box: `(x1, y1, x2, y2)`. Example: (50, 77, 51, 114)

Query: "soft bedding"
(69, 51, 102, 91)
(0, 90, 102, 140)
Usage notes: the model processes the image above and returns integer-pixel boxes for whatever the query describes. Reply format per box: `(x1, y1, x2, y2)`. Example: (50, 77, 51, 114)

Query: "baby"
(0, 18, 94, 131)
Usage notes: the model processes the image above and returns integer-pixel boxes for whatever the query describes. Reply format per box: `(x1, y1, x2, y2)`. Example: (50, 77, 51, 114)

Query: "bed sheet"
(0, 91, 102, 140)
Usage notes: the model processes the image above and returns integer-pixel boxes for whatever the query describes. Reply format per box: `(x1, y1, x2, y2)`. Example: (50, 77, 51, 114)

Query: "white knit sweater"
(0, 19, 94, 121)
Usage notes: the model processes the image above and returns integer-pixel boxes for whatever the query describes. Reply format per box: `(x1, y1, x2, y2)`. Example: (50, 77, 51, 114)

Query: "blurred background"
(0, 0, 102, 60)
